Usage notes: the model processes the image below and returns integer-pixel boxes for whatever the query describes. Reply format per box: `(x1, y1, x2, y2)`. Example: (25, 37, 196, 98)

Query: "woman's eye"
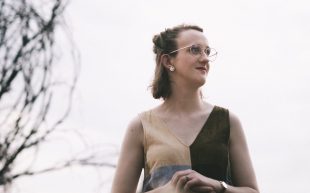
(205, 48, 211, 56)
(190, 46, 201, 55)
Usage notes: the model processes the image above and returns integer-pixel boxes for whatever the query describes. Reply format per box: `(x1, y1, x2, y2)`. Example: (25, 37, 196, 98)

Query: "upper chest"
(159, 111, 212, 146)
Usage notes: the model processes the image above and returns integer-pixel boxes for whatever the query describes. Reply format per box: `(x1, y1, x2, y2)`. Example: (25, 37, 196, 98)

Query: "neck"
(162, 85, 205, 114)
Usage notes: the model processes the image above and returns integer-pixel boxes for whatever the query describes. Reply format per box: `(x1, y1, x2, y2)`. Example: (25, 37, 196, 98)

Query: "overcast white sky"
(13, 0, 310, 193)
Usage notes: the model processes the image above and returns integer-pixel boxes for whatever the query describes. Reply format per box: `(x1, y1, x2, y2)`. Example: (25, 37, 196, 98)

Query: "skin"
(111, 29, 259, 193)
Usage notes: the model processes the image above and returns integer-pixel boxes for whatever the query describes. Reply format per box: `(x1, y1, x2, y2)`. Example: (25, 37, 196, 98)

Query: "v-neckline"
(152, 106, 216, 147)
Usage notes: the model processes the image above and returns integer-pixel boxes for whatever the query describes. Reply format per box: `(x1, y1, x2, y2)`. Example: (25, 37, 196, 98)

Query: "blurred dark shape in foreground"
(0, 0, 115, 192)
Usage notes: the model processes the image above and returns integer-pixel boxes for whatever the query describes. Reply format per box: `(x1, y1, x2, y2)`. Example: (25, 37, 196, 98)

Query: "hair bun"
(152, 34, 163, 54)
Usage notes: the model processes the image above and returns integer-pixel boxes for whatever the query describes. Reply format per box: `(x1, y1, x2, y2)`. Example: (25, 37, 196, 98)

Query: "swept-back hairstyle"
(151, 24, 203, 100)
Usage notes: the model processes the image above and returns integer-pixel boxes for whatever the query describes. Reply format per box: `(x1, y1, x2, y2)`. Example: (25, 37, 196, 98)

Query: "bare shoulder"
(228, 110, 243, 130)
(228, 110, 247, 144)
(125, 114, 144, 141)
(128, 114, 143, 131)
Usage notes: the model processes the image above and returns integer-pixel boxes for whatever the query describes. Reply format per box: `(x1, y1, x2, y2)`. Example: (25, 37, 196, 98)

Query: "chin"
(195, 77, 206, 87)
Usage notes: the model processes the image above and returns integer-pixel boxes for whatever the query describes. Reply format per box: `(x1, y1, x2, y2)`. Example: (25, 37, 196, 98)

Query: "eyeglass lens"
(189, 45, 217, 61)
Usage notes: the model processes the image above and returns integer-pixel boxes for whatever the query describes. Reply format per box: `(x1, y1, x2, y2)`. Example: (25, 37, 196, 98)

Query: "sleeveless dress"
(139, 106, 232, 192)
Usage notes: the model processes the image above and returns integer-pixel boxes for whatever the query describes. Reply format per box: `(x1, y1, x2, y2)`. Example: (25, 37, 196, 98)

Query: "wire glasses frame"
(169, 44, 218, 62)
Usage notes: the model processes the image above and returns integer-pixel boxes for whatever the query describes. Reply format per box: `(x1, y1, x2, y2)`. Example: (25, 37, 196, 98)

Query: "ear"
(160, 54, 174, 70)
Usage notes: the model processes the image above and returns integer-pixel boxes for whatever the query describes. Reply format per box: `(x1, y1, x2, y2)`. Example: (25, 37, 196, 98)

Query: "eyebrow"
(193, 44, 210, 49)
(169, 44, 210, 54)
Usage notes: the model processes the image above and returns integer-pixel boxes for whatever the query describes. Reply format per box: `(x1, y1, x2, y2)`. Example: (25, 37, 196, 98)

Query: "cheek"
(178, 57, 196, 66)
(174, 56, 198, 72)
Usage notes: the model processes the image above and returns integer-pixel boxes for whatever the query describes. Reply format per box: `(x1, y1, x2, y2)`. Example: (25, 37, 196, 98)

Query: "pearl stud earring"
(169, 65, 175, 72)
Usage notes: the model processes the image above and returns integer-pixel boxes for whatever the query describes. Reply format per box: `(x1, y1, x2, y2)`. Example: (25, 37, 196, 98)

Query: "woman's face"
(170, 29, 210, 88)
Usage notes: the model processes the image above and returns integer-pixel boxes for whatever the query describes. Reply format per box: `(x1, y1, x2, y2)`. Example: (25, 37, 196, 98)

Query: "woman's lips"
(196, 66, 207, 72)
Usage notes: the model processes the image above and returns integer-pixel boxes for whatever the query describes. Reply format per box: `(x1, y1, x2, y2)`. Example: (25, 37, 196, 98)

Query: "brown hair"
(151, 24, 203, 99)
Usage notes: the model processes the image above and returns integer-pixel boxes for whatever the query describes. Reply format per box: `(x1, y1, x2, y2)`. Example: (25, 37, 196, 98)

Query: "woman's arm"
(110, 115, 144, 193)
(226, 111, 259, 193)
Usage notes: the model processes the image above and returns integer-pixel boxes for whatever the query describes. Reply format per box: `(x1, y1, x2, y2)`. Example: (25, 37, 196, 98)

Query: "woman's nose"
(199, 51, 209, 63)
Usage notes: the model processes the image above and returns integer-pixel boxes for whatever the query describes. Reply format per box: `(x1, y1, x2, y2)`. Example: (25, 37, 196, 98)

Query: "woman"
(111, 24, 259, 193)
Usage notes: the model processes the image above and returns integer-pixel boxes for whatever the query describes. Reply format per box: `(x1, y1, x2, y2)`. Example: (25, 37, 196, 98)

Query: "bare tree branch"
(1, 1, 116, 191)
(0, 0, 89, 190)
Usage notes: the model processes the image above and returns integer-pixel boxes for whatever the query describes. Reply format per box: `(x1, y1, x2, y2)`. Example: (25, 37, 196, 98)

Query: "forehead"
(177, 29, 208, 47)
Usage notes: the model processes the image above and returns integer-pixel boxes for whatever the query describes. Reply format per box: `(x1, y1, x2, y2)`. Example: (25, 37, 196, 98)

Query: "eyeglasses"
(169, 44, 218, 62)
